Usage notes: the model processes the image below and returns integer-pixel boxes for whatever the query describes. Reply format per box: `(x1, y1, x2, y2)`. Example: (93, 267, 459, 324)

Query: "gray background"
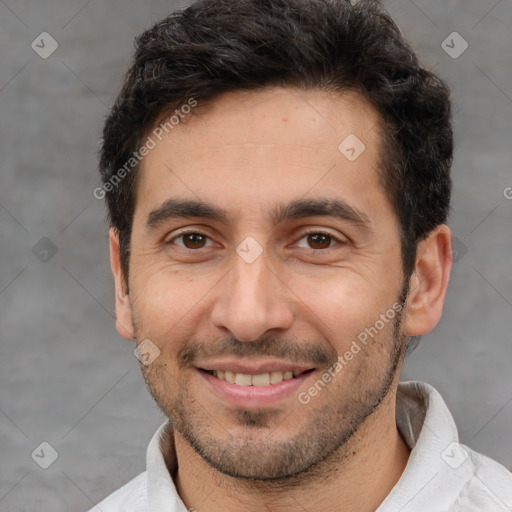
(1, 0, 511, 510)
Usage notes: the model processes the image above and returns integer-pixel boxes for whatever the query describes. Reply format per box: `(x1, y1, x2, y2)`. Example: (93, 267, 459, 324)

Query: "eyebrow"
(270, 198, 371, 229)
(146, 199, 229, 229)
(146, 197, 371, 231)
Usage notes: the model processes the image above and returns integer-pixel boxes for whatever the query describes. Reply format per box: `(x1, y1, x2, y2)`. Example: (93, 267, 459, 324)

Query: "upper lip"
(196, 359, 316, 375)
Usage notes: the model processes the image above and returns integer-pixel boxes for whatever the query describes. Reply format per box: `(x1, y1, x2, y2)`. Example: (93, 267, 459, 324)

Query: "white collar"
(142, 381, 506, 511)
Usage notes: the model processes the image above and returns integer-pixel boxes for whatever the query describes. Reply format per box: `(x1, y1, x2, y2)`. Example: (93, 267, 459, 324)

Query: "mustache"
(178, 336, 339, 368)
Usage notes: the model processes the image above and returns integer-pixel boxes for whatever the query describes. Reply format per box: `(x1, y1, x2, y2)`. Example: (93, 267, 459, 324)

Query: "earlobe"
(109, 227, 135, 340)
(403, 224, 452, 337)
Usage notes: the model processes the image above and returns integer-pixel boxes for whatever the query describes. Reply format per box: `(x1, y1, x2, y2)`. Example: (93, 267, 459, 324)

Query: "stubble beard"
(136, 298, 408, 483)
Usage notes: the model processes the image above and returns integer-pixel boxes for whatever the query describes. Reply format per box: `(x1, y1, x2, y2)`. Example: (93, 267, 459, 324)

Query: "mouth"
(199, 368, 315, 386)
(198, 366, 317, 408)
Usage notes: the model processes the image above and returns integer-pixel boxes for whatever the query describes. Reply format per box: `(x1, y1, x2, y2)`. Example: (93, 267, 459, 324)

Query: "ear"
(403, 224, 452, 337)
(109, 227, 135, 340)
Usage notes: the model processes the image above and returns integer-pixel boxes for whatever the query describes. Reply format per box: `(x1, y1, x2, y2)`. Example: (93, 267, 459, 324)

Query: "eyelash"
(167, 229, 344, 253)
(295, 230, 345, 253)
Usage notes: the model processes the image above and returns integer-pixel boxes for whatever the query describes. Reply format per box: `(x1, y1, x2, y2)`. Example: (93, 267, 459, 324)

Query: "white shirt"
(87, 381, 512, 511)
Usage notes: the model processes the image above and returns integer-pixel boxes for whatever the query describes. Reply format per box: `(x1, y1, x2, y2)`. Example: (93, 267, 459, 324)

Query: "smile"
(197, 367, 317, 408)
(201, 369, 314, 386)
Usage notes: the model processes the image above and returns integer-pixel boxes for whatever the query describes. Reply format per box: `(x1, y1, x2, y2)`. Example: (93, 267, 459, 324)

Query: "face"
(117, 87, 411, 480)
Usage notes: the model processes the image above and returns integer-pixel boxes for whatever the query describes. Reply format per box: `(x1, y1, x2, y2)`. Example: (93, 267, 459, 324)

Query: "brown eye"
(182, 233, 207, 249)
(169, 231, 214, 250)
(295, 231, 344, 251)
(306, 233, 332, 250)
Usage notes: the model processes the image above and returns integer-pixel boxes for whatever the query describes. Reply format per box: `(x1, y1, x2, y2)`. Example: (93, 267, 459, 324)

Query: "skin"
(109, 86, 452, 512)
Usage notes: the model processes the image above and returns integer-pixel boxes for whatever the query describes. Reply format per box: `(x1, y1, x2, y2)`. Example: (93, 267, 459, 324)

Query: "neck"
(167, 385, 410, 512)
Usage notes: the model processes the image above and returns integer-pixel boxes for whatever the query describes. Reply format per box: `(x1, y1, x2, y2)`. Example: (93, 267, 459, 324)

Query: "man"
(89, 0, 512, 510)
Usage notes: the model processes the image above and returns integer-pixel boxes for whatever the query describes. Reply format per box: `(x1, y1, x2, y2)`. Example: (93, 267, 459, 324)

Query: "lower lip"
(198, 369, 315, 408)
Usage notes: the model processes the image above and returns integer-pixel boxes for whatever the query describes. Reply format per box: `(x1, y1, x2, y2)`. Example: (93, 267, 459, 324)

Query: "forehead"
(134, 86, 392, 229)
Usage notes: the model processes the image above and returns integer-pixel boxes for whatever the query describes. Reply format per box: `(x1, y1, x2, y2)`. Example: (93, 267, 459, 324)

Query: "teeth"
(269, 371, 284, 384)
(235, 373, 252, 386)
(252, 373, 270, 386)
(224, 371, 236, 384)
(212, 369, 307, 385)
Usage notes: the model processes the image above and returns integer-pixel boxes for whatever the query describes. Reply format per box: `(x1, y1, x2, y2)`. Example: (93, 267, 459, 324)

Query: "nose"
(209, 245, 294, 342)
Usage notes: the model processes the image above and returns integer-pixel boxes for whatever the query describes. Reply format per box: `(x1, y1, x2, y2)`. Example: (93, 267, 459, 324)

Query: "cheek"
(290, 271, 403, 370)
(289, 272, 382, 334)
(129, 265, 218, 342)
